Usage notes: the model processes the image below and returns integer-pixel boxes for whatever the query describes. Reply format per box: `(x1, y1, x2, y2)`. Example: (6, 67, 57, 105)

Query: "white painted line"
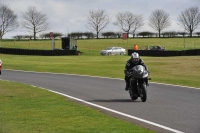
(30, 85, 184, 133)
(0, 79, 185, 133)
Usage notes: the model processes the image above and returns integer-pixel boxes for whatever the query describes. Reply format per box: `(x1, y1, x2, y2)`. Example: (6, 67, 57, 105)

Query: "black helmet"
(131, 52, 139, 64)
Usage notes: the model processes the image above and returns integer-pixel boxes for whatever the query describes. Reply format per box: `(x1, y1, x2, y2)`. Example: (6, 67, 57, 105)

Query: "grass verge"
(0, 80, 154, 133)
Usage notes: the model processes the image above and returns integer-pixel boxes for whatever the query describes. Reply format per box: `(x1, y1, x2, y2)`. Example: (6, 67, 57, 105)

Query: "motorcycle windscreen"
(132, 65, 148, 78)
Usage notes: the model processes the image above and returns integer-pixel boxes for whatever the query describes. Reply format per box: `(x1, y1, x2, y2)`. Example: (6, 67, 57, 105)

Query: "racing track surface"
(1, 70, 200, 133)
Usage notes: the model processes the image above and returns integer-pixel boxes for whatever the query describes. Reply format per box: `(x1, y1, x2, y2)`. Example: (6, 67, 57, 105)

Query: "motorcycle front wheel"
(129, 87, 138, 100)
(140, 83, 147, 102)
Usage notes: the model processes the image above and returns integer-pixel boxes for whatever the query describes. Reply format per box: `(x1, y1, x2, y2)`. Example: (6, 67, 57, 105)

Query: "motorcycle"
(128, 65, 150, 102)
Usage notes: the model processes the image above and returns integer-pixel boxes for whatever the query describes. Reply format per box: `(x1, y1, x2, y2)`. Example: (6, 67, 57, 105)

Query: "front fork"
(130, 78, 138, 94)
(136, 79, 147, 95)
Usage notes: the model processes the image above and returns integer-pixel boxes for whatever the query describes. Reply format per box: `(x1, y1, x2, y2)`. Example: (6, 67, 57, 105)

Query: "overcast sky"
(1, 0, 200, 38)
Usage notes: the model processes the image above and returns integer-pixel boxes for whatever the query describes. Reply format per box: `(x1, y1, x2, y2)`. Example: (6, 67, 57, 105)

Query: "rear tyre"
(140, 83, 147, 102)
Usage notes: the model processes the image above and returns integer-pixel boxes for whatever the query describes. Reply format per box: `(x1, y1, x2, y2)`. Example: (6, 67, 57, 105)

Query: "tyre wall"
(128, 49, 200, 56)
(0, 48, 77, 56)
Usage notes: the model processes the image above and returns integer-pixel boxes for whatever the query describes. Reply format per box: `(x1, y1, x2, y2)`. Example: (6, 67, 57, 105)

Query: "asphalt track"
(1, 70, 200, 133)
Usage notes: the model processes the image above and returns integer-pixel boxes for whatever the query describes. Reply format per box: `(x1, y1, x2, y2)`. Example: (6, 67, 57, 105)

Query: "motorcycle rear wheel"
(140, 83, 147, 102)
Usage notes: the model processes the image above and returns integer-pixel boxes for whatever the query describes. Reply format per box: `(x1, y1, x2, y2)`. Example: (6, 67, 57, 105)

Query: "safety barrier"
(0, 48, 77, 56)
(128, 49, 200, 56)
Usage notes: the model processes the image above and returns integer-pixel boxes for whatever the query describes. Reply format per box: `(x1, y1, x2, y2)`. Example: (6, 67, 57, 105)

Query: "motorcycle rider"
(124, 52, 149, 91)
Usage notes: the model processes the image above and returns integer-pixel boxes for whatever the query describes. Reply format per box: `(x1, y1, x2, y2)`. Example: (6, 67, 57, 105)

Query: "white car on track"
(100, 47, 126, 56)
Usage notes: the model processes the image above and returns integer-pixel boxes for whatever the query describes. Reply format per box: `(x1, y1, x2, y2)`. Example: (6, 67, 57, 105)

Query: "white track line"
(31, 85, 184, 133)
(1, 69, 193, 133)
(1, 79, 185, 132)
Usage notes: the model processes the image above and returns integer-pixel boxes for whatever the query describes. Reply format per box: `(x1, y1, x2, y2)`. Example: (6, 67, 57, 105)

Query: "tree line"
(12, 31, 200, 40)
(0, 4, 200, 40)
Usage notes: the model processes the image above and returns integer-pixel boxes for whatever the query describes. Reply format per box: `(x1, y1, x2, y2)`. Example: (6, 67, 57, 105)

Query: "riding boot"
(125, 76, 130, 91)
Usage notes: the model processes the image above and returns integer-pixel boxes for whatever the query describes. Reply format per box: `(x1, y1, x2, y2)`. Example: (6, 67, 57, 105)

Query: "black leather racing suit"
(124, 58, 148, 87)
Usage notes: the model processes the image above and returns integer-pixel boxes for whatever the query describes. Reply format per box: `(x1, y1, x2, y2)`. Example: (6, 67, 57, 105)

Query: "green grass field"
(1, 38, 200, 56)
(78, 38, 200, 55)
(0, 38, 200, 132)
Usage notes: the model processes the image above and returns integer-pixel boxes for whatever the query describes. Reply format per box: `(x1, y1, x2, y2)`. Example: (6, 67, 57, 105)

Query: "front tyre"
(129, 87, 138, 100)
(140, 83, 147, 102)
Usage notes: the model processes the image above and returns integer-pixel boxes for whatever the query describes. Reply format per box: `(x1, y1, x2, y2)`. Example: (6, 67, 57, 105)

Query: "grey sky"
(1, 0, 200, 38)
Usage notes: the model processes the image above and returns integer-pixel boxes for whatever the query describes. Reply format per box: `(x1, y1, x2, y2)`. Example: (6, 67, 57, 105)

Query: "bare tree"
(86, 9, 110, 39)
(148, 9, 171, 37)
(178, 6, 200, 37)
(21, 6, 49, 40)
(113, 12, 144, 37)
(0, 4, 18, 40)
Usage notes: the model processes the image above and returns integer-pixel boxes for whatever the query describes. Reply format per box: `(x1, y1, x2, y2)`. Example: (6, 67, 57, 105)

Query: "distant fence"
(1, 47, 200, 56)
(0, 47, 77, 56)
(128, 49, 200, 56)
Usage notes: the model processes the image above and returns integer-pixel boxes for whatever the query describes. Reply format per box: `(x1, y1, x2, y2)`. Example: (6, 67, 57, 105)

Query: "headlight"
(138, 70, 143, 74)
